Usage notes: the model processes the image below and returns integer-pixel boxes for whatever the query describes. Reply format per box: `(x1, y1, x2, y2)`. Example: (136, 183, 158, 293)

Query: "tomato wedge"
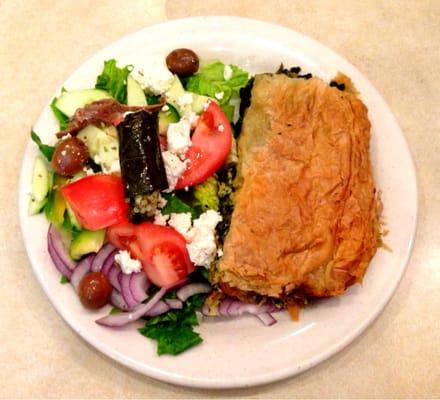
(107, 220, 194, 287)
(175, 101, 232, 189)
(61, 174, 128, 231)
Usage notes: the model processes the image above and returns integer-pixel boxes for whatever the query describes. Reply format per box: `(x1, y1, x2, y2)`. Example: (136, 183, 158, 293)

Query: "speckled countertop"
(1, 0, 439, 398)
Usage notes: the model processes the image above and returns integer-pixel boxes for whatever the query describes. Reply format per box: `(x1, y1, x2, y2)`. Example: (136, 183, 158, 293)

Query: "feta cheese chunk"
(176, 93, 193, 111)
(133, 59, 174, 95)
(161, 151, 188, 190)
(224, 64, 233, 81)
(214, 91, 224, 100)
(153, 210, 170, 226)
(186, 210, 222, 268)
(166, 118, 191, 156)
(168, 212, 192, 238)
(115, 250, 142, 274)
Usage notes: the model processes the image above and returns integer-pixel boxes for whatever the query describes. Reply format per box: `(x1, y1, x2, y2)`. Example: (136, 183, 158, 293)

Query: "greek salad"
(29, 49, 280, 356)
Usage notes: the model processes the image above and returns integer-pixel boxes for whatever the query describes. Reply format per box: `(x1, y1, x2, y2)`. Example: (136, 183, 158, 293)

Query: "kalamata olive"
(166, 48, 199, 78)
(78, 272, 112, 309)
(51, 136, 89, 176)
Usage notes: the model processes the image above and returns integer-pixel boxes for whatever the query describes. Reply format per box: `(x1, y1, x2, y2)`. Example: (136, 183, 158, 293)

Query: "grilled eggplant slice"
(117, 110, 168, 222)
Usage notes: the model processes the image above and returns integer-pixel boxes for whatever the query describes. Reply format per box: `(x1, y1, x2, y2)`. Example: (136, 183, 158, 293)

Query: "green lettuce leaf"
(95, 59, 132, 104)
(161, 193, 201, 220)
(185, 61, 249, 120)
(30, 130, 55, 161)
(138, 293, 206, 356)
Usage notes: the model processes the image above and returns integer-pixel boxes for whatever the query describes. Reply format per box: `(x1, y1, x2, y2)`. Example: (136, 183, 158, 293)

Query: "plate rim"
(18, 16, 418, 389)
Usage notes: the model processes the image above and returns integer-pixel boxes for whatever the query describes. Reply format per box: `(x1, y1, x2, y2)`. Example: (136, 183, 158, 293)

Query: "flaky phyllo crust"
(212, 73, 381, 299)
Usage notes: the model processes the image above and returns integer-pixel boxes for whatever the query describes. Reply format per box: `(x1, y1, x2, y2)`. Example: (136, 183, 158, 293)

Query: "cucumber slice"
(165, 76, 210, 115)
(69, 229, 106, 260)
(29, 157, 52, 215)
(28, 197, 48, 215)
(158, 103, 180, 135)
(65, 202, 82, 230)
(55, 89, 112, 117)
(127, 75, 147, 106)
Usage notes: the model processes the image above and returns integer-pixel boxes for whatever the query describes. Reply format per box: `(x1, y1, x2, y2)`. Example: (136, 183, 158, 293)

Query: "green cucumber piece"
(127, 75, 147, 106)
(165, 76, 210, 115)
(69, 229, 105, 260)
(65, 202, 82, 230)
(28, 197, 47, 215)
(54, 89, 112, 117)
(158, 103, 180, 135)
(77, 125, 118, 172)
(29, 157, 52, 215)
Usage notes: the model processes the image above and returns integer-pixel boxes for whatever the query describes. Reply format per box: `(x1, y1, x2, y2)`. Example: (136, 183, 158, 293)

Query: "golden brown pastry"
(212, 73, 380, 301)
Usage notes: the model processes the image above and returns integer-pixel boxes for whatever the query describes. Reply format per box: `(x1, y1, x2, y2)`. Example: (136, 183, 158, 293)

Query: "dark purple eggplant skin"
(117, 110, 168, 199)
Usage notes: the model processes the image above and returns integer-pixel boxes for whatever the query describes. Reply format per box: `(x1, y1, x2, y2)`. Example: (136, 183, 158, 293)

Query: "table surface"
(1, 0, 439, 398)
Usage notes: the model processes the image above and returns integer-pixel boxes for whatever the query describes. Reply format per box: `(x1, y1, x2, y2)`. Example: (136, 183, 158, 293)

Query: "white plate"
(18, 17, 417, 388)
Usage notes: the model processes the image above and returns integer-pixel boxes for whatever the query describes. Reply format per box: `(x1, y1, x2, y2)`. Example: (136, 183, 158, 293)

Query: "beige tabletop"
(1, 0, 439, 398)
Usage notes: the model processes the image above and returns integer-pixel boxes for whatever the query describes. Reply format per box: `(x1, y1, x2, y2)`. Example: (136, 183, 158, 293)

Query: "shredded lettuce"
(30, 130, 55, 161)
(95, 59, 132, 104)
(185, 61, 249, 121)
(138, 293, 206, 356)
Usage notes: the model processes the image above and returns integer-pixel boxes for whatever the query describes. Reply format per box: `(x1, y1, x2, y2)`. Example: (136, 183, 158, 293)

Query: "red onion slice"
(144, 300, 170, 317)
(70, 254, 93, 292)
(129, 272, 150, 303)
(107, 265, 121, 292)
(165, 298, 183, 309)
(96, 287, 166, 327)
(48, 224, 76, 271)
(91, 243, 116, 272)
(256, 312, 277, 326)
(47, 237, 73, 279)
(119, 273, 139, 309)
(110, 289, 131, 311)
(219, 298, 234, 316)
(101, 250, 117, 276)
(176, 283, 211, 302)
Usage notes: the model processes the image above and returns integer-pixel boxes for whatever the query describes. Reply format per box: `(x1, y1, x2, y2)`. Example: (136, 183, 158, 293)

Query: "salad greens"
(95, 59, 132, 104)
(30, 130, 55, 161)
(60, 275, 70, 284)
(139, 293, 206, 356)
(161, 193, 201, 220)
(185, 61, 249, 121)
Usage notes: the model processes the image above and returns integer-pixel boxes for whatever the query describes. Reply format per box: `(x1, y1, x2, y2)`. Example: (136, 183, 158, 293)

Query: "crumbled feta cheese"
(60, 150, 67, 157)
(224, 64, 233, 81)
(161, 151, 188, 190)
(63, 133, 72, 140)
(218, 124, 224, 132)
(158, 195, 168, 208)
(84, 167, 95, 176)
(166, 118, 191, 156)
(115, 250, 142, 274)
(217, 248, 223, 257)
(108, 159, 120, 173)
(168, 212, 192, 238)
(176, 93, 193, 110)
(161, 104, 170, 112)
(182, 111, 199, 128)
(153, 210, 170, 226)
(133, 60, 174, 95)
(186, 210, 222, 268)
(214, 91, 224, 100)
